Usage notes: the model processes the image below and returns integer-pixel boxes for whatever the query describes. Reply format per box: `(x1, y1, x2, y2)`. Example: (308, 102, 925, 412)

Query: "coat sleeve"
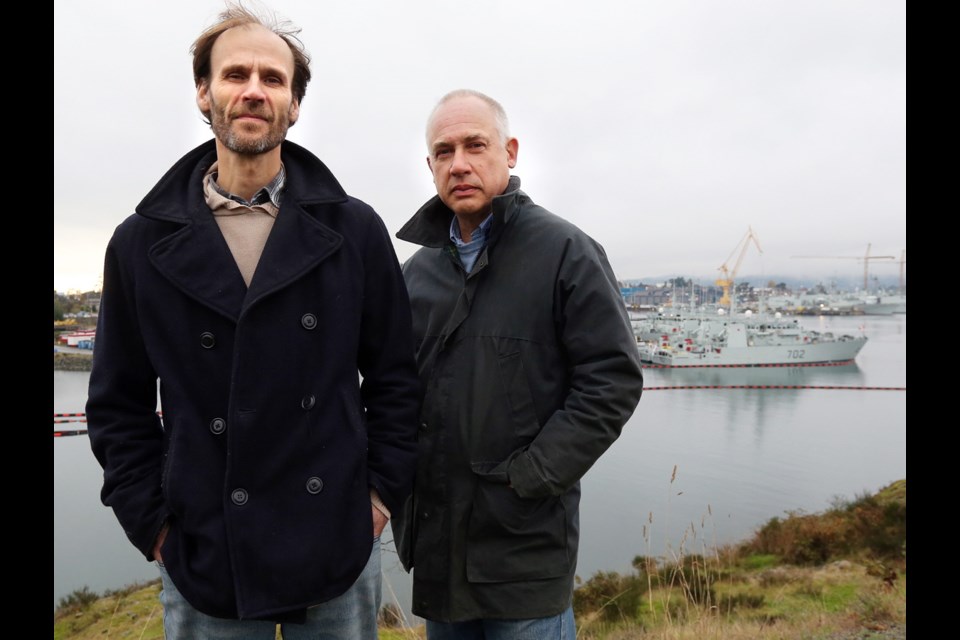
(506, 235, 643, 499)
(356, 211, 421, 516)
(85, 226, 169, 560)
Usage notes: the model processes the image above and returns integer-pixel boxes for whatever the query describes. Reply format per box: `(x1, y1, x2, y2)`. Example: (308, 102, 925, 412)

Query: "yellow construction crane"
(791, 243, 896, 291)
(716, 226, 763, 309)
(896, 249, 906, 293)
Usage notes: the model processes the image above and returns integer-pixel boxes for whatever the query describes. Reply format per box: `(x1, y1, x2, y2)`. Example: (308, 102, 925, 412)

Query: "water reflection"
(642, 363, 870, 442)
(647, 363, 866, 388)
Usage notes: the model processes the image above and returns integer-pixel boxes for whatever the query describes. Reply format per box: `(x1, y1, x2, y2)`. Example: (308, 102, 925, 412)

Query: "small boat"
(635, 308, 867, 368)
(858, 293, 907, 315)
(57, 330, 97, 348)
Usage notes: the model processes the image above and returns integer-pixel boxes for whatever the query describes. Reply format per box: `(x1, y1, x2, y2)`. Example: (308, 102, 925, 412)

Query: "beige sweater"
(203, 166, 279, 288)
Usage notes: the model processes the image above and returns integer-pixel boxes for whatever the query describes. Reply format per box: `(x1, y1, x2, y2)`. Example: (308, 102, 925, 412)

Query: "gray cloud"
(54, 0, 905, 291)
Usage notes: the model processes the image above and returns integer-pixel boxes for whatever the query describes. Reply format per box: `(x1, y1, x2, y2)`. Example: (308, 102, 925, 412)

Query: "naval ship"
(634, 308, 867, 367)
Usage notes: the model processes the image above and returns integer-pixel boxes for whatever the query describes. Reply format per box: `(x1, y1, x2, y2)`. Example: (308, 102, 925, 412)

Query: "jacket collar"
(396, 175, 524, 248)
(141, 139, 348, 321)
(136, 139, 349, 222)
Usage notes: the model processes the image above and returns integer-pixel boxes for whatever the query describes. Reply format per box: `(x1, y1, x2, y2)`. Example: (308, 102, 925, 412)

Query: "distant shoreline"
(55, 352, 93, 372)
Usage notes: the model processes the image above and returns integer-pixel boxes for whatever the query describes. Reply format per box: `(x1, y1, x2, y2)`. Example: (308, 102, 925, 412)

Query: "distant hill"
(623, 273, 903, 291)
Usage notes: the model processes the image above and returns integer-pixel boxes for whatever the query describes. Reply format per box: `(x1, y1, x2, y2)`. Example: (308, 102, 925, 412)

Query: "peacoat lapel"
(148, 208, 249, 322)
(141, 139, 351, 322)
(242, 199, 343, 314)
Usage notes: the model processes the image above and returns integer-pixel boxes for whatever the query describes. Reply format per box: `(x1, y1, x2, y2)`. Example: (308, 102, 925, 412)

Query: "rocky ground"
(54, 351, 93, 371)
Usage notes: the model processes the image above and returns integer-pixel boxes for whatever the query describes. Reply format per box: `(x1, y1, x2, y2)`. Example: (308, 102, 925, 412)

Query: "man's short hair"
(427, 89, 511, 146)
(191, 1, 311, 120)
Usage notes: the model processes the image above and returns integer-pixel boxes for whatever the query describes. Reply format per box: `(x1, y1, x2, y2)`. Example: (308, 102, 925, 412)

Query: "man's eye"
(468, 142, 486, 151)
(435, 150, 451, 159)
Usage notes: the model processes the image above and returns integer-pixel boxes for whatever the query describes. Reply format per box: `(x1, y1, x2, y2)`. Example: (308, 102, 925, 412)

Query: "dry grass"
(572, 474, 905, 640)
(575, 561, 905, 639)
(53, 580, 164, 640)
(53, 580, 427, 640)
(377, 627, 427, 640)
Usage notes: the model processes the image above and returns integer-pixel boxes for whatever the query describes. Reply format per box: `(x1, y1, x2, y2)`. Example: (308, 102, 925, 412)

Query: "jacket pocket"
(160, 418, 180, 508)
(496, 351, 540, 442)
(338, 388, 368, 449)
(465, 475, 570, 583)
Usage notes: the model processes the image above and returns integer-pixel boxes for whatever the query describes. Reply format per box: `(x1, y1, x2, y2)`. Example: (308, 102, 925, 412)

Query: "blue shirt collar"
(449, 212, 495, 247)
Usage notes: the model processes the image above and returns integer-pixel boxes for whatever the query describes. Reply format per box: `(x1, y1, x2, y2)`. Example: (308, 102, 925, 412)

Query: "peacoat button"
(209, 418, 226, 435)
(419, 422, 428, 433)
(301, 313, 318, 330)
(231, 488, 248, 505)
(422, 511, 430, 520)
(200, 332, 216, 349)
(301, 394, 316, 410)
(305, 477, 324, 494)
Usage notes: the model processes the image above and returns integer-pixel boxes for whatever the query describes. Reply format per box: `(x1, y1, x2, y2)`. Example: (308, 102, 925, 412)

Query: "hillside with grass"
(54, 480, 905, 639)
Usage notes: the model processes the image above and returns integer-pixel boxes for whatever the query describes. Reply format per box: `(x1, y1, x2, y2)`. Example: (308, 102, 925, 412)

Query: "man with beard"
(85, 4, 420, 638)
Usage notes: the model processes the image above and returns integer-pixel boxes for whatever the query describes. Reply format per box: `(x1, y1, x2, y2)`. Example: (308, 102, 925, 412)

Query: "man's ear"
(506, 137, 519, 169)
(289, 99, 300, 126)
(196, 82, 210, 116)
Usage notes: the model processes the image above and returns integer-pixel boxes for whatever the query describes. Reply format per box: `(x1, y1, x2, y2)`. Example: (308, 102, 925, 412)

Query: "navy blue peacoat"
(86, 139, 420, 620)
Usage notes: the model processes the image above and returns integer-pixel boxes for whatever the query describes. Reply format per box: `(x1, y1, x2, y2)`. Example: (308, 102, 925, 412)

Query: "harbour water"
(54, 313, 905, 624)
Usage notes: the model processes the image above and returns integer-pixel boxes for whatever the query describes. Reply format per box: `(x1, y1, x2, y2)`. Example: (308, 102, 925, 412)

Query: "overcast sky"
(54, 0, 905, 293)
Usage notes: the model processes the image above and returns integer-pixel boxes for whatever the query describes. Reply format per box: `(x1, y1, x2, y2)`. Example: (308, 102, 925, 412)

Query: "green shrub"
(56, 586, 100, 615)
(574, 570, 647, 623)
(741, 482, 906, 567)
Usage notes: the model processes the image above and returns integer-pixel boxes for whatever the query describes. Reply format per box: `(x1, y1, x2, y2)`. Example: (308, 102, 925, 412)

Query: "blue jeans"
(159, 538, 382, 639)
(426, 607, 575, 640)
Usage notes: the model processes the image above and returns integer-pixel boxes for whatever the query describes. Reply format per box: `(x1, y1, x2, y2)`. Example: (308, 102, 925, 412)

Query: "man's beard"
(209, 98, 291, 155)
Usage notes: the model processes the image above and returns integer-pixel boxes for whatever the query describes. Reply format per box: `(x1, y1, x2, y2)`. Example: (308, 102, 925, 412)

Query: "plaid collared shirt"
(208, 163, 286, 207)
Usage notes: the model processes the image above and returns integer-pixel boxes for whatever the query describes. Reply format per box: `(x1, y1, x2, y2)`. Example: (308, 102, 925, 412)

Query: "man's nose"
(449, 147, 470, 175)
(241, 75, 267, 101)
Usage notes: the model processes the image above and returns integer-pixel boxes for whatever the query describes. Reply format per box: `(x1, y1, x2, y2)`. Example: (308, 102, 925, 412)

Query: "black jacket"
(392, 176, 643, 621)
(86, 139, 420, 619)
